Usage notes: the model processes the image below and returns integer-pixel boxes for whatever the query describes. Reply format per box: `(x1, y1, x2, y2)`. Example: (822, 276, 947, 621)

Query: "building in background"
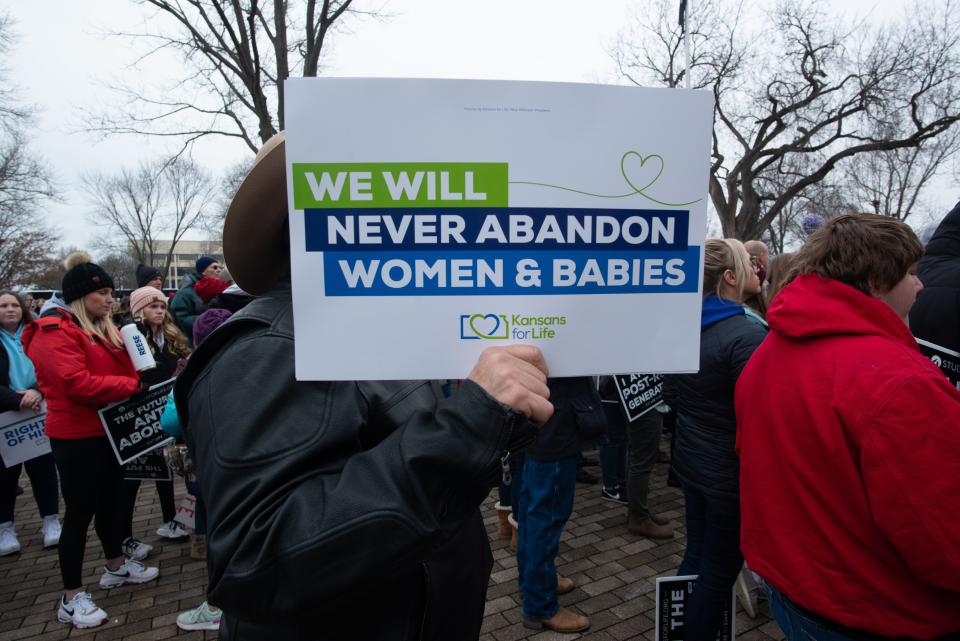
(150, 239, 224, 289)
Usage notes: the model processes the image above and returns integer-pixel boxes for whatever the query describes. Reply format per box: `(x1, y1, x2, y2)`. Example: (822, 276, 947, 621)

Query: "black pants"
(626, 411, 664, 520)
(121, 479, 176, 539)
(0, 452, 59, 522)
(49, 437, 125, 590)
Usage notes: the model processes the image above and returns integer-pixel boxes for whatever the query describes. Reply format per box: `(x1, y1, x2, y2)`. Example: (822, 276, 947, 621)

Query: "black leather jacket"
(174, 283, 536, 640)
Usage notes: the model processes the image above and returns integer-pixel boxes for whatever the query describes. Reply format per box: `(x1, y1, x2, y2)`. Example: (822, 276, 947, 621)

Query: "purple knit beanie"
(193, 308, 232, 346)
(802, 213, 825, 237)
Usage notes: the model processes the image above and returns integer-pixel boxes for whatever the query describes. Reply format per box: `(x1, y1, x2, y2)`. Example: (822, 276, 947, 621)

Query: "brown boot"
(523, 607, 590, 633)
(649, 512, 671, 526)
(494, 502, 512, 538)
(190, 533, 207, 560)
(508, 514, 518, 553)
(627, 516, 674, 539)
(556, 574, 575, 595)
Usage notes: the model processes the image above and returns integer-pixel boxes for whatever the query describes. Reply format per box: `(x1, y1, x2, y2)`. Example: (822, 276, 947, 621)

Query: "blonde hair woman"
(23, 252, 160, 629)
(662, 238, 766, 640)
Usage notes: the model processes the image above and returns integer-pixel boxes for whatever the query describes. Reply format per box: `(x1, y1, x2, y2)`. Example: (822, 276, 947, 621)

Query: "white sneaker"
(0, 522, 20, 556)
(57, 591, 108, 629)
(176, 601, 222, 631)
(156, 520, 188, 540)
(99, 558, 160, 589)
(121, 536, 153, 561)
(42, 516, 61, 548)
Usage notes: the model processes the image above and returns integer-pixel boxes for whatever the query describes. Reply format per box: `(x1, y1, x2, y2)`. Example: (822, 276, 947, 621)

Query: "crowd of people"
(1, 251, 251, 631)
(2, 130, 958, 641)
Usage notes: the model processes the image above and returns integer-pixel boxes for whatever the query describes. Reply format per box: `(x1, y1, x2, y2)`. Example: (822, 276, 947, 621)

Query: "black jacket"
(0, 340, 23, 412)
(911, 201, 960, 352)
(663, 312, 765, 503)
(173, 283, 536, 641)
(134, 321, 185, 387)
(526, 377, 604, 461)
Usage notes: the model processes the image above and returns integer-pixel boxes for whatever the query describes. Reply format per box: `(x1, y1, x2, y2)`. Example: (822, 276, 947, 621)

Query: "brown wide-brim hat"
(223, 132, 289, 296)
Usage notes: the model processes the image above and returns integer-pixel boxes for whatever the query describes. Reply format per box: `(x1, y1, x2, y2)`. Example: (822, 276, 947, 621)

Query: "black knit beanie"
(136, 263, 161, 287)
(62, 252, 115, 304)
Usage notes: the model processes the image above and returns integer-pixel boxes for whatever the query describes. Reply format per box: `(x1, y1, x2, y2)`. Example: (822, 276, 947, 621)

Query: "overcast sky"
(7, 0, 951, 253)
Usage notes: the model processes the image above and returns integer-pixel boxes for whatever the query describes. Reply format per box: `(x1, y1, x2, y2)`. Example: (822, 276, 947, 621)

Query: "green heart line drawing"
(509, 151, 703, 207)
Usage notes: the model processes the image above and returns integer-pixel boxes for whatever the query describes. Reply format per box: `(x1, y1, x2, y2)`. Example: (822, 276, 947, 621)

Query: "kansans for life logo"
(460, 314, 509, 339)
(459, 313, 565, 340)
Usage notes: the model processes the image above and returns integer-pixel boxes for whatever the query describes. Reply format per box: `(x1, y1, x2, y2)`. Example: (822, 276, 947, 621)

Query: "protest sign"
(174, 494, 197, 529)
(285, 78, 713, 379)
(123, 449, 172, 481)
(916, 338, 960, 390)
(655, 575, 734, 641)
(614, 373, 664, 422)
(99, 379, 175, 465)
(0, 406, 49, 467)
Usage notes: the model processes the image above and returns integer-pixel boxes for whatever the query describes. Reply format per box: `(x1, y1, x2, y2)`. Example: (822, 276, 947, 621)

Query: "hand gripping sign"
(285, 79, 713, 380)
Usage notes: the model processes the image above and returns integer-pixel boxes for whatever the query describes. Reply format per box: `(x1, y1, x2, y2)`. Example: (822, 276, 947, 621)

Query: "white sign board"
(0, 407, 50, 467)
(285, 78, 712, 380)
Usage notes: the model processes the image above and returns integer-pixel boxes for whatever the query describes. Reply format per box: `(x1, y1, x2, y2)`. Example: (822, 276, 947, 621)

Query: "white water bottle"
(120, 324, 157, 372)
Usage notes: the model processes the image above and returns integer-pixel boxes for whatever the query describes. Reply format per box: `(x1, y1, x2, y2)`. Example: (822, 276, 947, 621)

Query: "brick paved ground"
(1, 446, 786, 640)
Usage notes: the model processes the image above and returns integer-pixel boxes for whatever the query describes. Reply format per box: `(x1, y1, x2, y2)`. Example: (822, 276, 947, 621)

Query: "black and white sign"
(122, 450, 172, 481)
(99, 379, 175, 465)
(916, 338, 960, 390)
(614, 373, 664, 422)
(655, 575, 734, 641)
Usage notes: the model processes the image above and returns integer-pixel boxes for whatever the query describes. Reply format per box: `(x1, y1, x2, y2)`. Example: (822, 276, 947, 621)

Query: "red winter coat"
(736, 273, 960, 638)
(22, 311, 140, 440)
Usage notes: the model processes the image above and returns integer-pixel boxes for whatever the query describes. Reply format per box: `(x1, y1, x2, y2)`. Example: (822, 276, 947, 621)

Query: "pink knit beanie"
(130, 286, 167, 315)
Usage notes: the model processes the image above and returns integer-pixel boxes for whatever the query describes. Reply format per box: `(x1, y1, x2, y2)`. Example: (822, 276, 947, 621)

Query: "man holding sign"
(176, 79, 712, 641)
(176, 132, 550, 641)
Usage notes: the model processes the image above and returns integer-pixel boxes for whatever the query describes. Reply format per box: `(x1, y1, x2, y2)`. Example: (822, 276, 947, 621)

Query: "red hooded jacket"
(736, 273, 960, 638)
(22, 311, 140, 439)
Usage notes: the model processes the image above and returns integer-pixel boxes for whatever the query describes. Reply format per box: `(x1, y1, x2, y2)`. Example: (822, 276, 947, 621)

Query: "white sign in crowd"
(0, 406, 49, 467)
(284, 79, 713, 380)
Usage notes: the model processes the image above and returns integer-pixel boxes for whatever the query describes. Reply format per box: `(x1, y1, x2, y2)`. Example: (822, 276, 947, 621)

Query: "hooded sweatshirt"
(910, 200, 960, 352)
(736, 273, 960, 638)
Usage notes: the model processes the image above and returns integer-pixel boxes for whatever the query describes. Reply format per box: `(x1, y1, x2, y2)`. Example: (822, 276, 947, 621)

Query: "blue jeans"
(517, 456, 577, 620)
(599, 403, 627, 489)
(677, 486, 743, 641)
(766, 584, 861, 641)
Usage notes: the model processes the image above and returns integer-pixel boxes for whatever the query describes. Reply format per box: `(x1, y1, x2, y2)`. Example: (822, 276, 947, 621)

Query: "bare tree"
(97, 251, 141, 292)
(201, 159, 248, 242)
(83, 158, 217, 278)
(0, 14, 59, 290)
(615, 0, 960, 240)
(87, 0, 377, 154)
(837, 126, 960, 222)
